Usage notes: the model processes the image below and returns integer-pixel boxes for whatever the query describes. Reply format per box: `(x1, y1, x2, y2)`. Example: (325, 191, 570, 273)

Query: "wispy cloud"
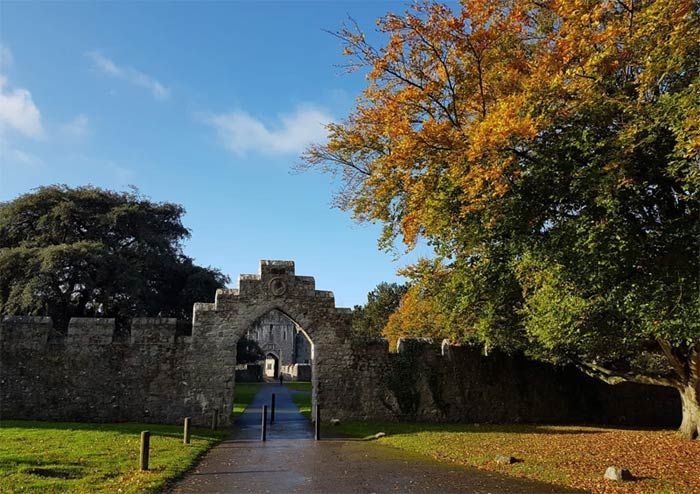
(205, 106, 332, 156)
(0, 44, 14, 70)
(60, 114, 90, 139)
(8, 147, 43, 166)
(0, 75, 44, 138)
(0, 135, 43, 168)
(87, 51, 170, 100)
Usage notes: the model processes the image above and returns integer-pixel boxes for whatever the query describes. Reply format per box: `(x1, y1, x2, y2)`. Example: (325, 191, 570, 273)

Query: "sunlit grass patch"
(0, 420, 224, 493)
(232, 382, 262, 418)
(285, 381, 312, 418)
(335, 422, 700, 494)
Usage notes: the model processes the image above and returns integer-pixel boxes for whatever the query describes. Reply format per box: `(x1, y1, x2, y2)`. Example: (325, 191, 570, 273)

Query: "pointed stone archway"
(186, 260, 355, 426)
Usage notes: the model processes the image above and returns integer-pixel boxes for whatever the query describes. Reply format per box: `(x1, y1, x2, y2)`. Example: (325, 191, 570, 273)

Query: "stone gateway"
(0, 261, 359, 426)
(0, 260, 679, 428)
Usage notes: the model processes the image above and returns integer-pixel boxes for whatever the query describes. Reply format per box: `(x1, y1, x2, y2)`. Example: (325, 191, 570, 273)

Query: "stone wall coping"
(68, 317, 115, 325)
(260, 260, 294, 268)
(216, 288, 239, 296)
(131, 317, 178, 325)
(396, 337, 437, 353)
(1, 315, 52, 323)
(193, 302, 216, 312)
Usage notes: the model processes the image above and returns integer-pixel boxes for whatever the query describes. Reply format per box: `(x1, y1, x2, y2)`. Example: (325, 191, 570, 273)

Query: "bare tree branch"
(577, 361, 678, 388)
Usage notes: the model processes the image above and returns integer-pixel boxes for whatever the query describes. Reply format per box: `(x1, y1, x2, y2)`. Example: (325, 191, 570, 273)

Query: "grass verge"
(285, 381, 311, 419)
(0, 420, 224, 494)
(334, 421, 700, 494)
(232, 382, 262, 418)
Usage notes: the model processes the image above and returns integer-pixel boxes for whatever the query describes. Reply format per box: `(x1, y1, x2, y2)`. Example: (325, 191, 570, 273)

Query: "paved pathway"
(171, 384, 584, 493)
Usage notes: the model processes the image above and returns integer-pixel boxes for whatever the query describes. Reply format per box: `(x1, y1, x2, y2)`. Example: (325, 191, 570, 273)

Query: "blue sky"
(0, 1, 432, 308)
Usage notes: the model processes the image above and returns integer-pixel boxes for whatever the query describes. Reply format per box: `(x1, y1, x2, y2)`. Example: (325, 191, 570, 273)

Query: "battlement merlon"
(0, 316, 52, 350)
(260, 260, 295, 277)
(66, 317, 115, 346)
(131, 317, 177, 345)
(238, 261, 296, 285)
(215, 288, 239, 306)
(207, 261, 347, 308)
(396, 337, 438, 354)
(233, 261, 320, 299)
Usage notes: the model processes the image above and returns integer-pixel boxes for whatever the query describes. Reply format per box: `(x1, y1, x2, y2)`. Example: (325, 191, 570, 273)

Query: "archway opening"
(232, 308, 315, 425)
(264, 352, 279, 379)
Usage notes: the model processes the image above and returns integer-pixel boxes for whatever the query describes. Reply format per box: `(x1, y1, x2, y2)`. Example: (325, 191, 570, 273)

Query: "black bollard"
(183, 417, 191, 444)
(261, 405, 268, 441)
(271, 393, 276, 424)
(314, 404, 321, 441)
(139, 431, 150, 471)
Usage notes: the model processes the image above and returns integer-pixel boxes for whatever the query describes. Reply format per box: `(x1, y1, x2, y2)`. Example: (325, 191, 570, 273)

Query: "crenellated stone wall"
(342, 338, 680, 426)
(0, 315, 195, 424)
(0, 261, 356, 426)
(0, 260, 680, 428)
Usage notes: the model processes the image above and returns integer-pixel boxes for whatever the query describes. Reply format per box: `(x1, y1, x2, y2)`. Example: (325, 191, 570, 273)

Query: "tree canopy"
(0, 185, 229, 329)
(304, 0, 699, 438)
(236, 337, 264, 364)
(352, 281, 408, 339)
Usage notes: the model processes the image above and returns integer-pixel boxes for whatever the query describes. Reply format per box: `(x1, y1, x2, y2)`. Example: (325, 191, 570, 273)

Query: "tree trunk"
(678, 380, 700, 440)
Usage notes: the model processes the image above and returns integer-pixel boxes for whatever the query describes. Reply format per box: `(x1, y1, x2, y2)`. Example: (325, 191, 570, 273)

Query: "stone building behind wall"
(246, 309, 312, 379)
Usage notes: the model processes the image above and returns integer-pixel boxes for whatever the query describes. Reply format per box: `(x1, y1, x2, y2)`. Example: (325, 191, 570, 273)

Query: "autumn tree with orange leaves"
(304, 0, 700, 438)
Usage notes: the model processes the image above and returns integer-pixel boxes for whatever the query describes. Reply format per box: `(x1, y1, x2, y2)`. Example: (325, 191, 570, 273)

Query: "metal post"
(314, 404, 321, 441)
(271, 393, 276, 424)
(261, 405, 268, 441)
(139, 431, 150, 471)
(183, 417, 191, 445)
(211, 408, 218, 430)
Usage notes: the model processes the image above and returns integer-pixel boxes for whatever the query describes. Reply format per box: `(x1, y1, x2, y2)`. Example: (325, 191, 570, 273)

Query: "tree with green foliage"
(236, 337, 264, 364)
(352, 282, 408, 337)
(304, 0, 700, 438)
(0, 185, 229, 329)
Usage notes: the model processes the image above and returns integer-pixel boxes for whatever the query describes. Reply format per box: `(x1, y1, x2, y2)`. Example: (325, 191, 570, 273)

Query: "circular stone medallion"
(268, 277, 287, 297)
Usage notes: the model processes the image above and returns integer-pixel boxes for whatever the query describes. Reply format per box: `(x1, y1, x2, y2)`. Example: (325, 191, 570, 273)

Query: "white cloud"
(60, 114, 90, 138)
(0, 75, 44, 138)
(87, 51, 170, 100)
(0, 45, 13, 69)
(206, 106, 332, 156)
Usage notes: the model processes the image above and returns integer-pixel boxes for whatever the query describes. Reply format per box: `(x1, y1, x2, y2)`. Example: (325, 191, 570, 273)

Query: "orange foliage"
(304, 0, 699, 248)
(383, 283, 447, 351)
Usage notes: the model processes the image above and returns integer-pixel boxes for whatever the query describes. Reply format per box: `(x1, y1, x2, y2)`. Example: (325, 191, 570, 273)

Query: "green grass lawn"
(285, 381, 311, 419)
(0, 420, 224, 494)
(232, 382, 262, 418)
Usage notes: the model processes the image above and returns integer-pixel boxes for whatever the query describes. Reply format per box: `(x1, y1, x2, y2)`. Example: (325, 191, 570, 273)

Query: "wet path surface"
(234, 382, 313, 441)
(171, 384, 585, 493)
